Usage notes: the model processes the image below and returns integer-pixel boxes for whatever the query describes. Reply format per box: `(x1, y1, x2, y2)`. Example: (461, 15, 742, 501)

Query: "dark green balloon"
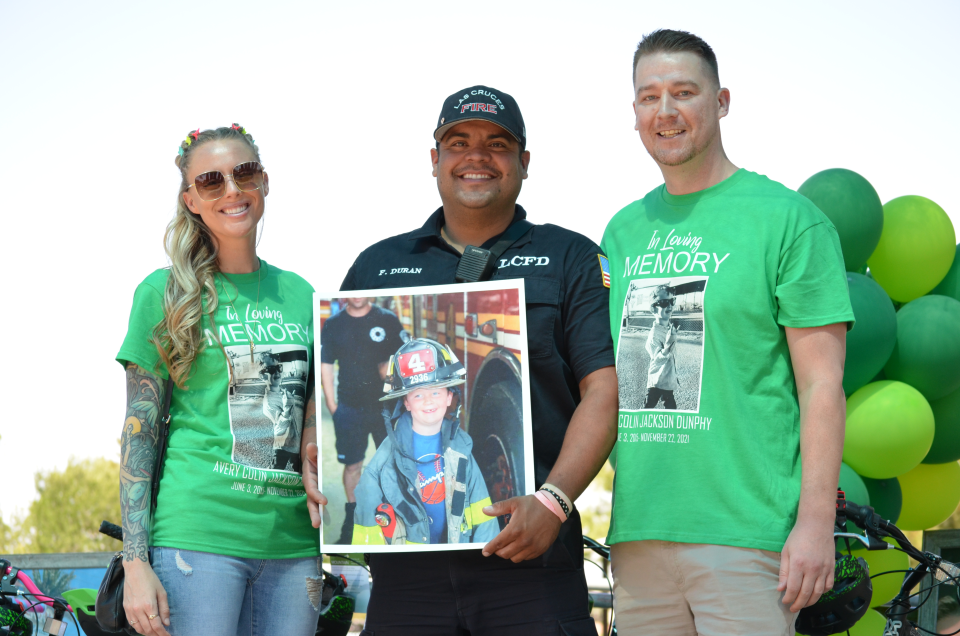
(860, 476, 902, 523)
(931, 244, 960, 302)
(844, 273, 898, 395)
(923, 386, 960, 464)
(885, 295, 960, 401)
(798, 169, 884, 271)
(837, 463, 870, 546)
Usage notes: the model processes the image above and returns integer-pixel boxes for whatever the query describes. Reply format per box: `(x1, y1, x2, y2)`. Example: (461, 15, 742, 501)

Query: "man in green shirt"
(601, 29, 854, 635)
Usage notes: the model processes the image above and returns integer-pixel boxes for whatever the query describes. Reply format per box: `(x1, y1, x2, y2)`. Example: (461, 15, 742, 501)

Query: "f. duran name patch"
(598, 255, 611, 288)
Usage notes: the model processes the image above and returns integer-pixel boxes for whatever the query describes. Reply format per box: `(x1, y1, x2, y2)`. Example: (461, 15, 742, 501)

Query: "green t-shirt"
(600, 169, 854, 552)
(116, 260, 319, 558)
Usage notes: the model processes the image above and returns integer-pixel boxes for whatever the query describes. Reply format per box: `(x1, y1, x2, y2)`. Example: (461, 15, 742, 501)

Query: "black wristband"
(539, 487, 570, 518)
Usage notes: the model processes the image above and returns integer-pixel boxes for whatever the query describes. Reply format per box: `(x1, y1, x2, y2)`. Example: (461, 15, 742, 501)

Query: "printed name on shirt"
(623, 229, 731, 277)
(617, 413, 713, 445)
(498, 256, 550, 268)
(379, 268, 424, 276)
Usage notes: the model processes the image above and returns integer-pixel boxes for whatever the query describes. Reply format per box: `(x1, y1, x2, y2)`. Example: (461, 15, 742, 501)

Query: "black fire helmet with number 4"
(379, 338, 466, 402)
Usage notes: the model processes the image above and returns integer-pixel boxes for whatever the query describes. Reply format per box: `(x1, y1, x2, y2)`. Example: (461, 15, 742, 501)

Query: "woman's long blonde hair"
(152, 125, 261, 388)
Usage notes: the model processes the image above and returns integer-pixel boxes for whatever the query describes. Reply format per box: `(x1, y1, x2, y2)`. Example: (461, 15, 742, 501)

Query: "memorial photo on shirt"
(316, 280, 534, 553)
(225, 343, 310, 472)
(616, 276, 708, 413)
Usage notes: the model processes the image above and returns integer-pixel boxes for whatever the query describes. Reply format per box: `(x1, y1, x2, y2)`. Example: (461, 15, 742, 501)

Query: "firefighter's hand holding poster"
(314, 280, 534, 552)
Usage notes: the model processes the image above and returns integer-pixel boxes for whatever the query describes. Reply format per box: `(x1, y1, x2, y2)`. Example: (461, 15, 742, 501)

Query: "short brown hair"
(633, 29, 720, 88)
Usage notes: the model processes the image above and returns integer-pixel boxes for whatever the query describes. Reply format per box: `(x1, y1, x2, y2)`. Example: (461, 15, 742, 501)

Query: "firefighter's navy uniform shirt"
(319, 304, 405, 407)
(343, 206, 614, 633)
(341, 205, 615, 486)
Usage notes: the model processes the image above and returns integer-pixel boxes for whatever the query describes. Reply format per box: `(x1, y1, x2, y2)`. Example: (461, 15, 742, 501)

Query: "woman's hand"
(122, 559, 171, 636)
(304, 442, 328, 528)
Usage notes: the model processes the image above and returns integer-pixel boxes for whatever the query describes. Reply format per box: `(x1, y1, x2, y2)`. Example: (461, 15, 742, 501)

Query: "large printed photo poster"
(315, 280, 534, 552)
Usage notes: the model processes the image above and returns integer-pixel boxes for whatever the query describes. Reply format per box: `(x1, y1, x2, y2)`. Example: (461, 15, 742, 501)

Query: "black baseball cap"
(433, 85, 526, 148)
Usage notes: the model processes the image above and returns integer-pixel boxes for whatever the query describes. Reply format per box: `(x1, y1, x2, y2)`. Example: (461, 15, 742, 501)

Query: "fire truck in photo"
(319, 288, 525, 526)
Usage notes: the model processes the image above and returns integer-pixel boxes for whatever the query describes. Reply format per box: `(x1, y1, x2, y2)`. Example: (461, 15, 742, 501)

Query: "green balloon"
(867, 195, 957, 302)
(836, 463, 870, 548)
(844, 381, 934, 479)
(797, 168, 884, 271)
(850, 540, 909, 607)
(884, 295, 960, 401)
(931, 244, 960, 302)
(849, 609, 889, 635)
(860, 476, 902, 524)
(844, 273, 898, 395)
(839, 462, 870, 508)
(924, 386, 960, 464)
(896, 461, 960, 530)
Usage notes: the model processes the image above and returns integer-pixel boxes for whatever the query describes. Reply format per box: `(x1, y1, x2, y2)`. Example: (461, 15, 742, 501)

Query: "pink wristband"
(534, 490, 567, 523)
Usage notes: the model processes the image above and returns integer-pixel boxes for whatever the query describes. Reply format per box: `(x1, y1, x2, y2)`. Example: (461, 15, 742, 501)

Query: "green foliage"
(10, 458, 122, 553)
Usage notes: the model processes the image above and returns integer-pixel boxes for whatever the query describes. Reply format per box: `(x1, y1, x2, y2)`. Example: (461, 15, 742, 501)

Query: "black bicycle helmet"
(796, 554, 872, 636)
(315, 570, 354, 636)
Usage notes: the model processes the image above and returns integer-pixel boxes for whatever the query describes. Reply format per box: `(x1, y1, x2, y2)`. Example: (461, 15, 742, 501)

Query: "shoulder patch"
(598, 255, 611, 288)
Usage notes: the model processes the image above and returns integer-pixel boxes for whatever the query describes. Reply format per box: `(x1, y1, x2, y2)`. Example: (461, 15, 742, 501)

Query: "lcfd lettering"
(460, 103, 498, 114)
(498, 256, 550, 268)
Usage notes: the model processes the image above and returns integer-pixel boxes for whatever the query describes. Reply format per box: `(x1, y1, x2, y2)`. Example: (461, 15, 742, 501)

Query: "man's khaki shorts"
(611, 540, 797, 636)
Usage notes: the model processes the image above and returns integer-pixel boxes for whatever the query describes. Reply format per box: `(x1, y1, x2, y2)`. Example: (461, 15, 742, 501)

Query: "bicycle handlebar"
(99, 520, 123, 542)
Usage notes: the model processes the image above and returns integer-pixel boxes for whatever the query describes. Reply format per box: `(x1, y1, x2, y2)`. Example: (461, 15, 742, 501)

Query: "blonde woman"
(117, 125, 324, 636)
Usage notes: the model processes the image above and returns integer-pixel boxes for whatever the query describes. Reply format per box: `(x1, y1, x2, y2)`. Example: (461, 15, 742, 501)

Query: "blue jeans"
(150, 547, 322, 636)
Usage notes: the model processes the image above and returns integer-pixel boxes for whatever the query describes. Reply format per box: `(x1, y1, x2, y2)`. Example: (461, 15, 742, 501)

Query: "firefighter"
(304, 85, 619, 635)
(352, 338, 498, 546)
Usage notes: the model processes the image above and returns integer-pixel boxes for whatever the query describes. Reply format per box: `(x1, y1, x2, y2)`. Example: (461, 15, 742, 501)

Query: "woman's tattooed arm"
(120, 363, 166, 562)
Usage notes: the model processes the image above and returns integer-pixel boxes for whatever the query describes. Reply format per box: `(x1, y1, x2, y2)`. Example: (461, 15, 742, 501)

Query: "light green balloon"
(896, 460, 960, 530)
(884, 295, 960, 401)
(931, 244, 960, 302)
(797, 168, 884, 271)
(849, 609, 888, 635)
(844, 381, 935, 479)
(849, 539, 909, 607)
(867, 195, 956, 302)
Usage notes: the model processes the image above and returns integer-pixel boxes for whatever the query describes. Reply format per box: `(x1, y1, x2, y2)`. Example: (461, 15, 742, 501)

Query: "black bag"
(95, 377, 174, 634)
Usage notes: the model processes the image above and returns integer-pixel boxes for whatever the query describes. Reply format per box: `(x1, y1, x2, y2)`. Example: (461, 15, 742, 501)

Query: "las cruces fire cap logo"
(434, 85, 526, 148)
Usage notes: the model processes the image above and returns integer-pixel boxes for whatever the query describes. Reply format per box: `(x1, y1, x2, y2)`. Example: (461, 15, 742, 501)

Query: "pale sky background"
(2, 0, 958, 522)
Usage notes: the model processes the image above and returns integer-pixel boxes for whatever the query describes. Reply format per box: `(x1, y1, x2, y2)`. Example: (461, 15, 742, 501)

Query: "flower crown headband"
(177, 124, 253, 157)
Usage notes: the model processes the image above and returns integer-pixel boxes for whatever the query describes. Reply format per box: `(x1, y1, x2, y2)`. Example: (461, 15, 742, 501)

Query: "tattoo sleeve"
(119, 363, 165, 562)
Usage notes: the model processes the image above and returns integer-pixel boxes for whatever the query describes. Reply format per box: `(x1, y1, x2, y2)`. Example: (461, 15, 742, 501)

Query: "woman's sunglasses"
(187, 162, 265, 201)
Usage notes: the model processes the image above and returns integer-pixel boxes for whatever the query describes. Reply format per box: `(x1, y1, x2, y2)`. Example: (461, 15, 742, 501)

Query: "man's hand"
(303, 442, 328, 528)
(480, 495, 562, 562)
(777, 519, 835, 612)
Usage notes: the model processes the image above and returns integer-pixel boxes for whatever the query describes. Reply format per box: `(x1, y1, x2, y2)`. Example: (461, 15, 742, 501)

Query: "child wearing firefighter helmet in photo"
(351, 338, 499, 546)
